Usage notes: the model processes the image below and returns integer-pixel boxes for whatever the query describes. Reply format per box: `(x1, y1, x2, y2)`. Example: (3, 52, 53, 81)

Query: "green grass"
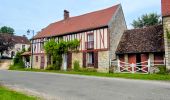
(0, 86, 38, 100)
(10, 68, 170, 81)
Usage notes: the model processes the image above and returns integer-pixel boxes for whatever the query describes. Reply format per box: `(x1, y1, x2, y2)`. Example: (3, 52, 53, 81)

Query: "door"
(40, 56, 45, 69)
(63, 54, 67, 71)
(67, 52, 72, 70)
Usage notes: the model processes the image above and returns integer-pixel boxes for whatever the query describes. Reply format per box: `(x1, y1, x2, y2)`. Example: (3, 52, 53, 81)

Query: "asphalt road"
(0, 70, 170, 100)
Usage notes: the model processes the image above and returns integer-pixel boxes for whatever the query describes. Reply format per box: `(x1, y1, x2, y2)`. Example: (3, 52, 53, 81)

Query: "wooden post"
(118, 60, 120, 72)
(148, 58, 151, 73)
(131, 63, 135, 73)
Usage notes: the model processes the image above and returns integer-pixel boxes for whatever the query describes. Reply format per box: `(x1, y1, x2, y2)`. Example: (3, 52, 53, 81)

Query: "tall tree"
(0, 26, 15, 34)
(132, 13, 161, 28)
(0, 34, 14, 56)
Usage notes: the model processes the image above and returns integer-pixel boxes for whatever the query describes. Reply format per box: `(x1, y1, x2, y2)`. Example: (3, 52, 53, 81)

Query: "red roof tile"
(34, 4, 119, 39)
(162, 0, 170, 17)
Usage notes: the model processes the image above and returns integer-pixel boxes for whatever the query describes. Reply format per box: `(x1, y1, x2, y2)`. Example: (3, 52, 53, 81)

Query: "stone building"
(0, 34, 30, 58)
(31, 4, 127, 72)
(162, 0, 170, 70)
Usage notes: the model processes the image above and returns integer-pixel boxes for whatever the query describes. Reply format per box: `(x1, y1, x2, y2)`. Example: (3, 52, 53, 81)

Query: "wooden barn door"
(67, 52, 72, 70)
(141, 54, 149, 72)
(40, 56, 45, 69)
(128, 54, 136, 71)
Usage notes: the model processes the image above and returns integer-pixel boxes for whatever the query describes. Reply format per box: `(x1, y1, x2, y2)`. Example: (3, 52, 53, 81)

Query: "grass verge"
(0, 86, 38, 100)
(9, 68, 170, 81)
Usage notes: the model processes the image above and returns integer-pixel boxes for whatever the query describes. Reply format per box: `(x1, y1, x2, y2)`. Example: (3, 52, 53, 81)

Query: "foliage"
(46, 65, 55, 70)
(0, 26, 15, 35)
(44, 39, 80, 70)
(157, 65, 169, 75)
(73, 60, 80, 71)
(166, 28, 170, 40)
(0, 86, 37, 100)
(11, 51, 25, 69)
(79, 68, 97, 72)
(132, 13, 161, 28)
(0, 34, 15, 55)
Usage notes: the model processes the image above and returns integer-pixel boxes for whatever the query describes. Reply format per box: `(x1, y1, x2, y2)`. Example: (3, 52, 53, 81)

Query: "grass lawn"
(0, 86, 38, 100)
(10, 68, 170, 81)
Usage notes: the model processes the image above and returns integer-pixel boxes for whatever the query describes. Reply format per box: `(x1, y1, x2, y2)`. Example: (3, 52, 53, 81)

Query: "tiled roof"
(0, 34, 30, 44)
(116, 25, 164, 54)
(34, 4, 119, 39)
(21, 52, 31, 56)
(162, 0, 170, 17)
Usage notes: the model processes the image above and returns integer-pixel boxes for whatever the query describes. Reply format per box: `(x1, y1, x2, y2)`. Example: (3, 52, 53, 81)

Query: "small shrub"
(79, 68, 97, 72)
(9, 62, 24, 70)
(46, 65, 54, 70)
(73, 60, 80, 71)
(156, 65, 168, 75)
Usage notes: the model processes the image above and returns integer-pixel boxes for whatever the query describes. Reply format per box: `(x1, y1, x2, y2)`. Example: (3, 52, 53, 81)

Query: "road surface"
(0, 70, 170, 100)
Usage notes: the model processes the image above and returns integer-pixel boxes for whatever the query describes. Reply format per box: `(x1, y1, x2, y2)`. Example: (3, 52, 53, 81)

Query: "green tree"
(132, 13, 161, 28)
(0, 26, 15, 34)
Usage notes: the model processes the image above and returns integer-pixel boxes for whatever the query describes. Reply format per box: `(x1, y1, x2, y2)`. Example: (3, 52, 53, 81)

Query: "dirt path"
(0, 59, 12, 70)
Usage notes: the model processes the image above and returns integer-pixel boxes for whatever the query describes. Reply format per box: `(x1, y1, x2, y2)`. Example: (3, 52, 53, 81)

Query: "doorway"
(136, 54, 141, 72)
(40, 56, 45, 69)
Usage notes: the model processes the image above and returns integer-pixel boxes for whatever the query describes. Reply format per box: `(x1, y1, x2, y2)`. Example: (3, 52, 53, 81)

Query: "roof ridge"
(50, 4, 120, 26)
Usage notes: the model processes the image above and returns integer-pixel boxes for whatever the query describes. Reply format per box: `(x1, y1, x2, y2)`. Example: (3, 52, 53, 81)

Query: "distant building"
(1, 34, 30, 58)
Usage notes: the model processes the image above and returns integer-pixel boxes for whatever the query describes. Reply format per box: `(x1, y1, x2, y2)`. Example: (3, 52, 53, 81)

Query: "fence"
(110, 59, 165, 74)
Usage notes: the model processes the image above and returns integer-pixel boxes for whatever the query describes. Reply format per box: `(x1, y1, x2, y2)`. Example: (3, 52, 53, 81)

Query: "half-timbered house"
(31, 4, 127, 72)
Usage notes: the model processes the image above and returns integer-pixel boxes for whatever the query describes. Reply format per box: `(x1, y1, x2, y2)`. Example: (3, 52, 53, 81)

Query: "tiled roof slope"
(0, 34, 30, 44)
(34, 4, 119, 39)
(116, 25, 165, 54)
(162, 0, 170, 17)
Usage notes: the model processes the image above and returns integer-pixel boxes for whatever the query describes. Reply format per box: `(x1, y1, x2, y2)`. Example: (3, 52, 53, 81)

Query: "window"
(86, 33, 94, 49)
(40, 42, 44, 50)
(22, 45, 25, 50)
(87, 52, 94, 66)
(36, 56, 38, 62)
(87, 34, 94, 42)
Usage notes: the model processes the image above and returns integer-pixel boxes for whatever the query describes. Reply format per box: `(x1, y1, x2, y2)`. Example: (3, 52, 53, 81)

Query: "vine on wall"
(44, 39, 80, 70)
(166, 28, 170, 40)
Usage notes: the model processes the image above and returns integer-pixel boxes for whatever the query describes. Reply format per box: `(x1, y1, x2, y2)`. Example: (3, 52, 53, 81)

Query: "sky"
(0, 0, 161, 38)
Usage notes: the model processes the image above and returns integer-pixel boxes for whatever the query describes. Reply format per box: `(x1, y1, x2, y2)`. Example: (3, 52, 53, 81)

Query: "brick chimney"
(64, 10, 69, 20)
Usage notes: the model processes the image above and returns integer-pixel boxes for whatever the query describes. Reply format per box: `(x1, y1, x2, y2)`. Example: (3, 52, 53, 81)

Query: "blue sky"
(0, 0, 161, 38)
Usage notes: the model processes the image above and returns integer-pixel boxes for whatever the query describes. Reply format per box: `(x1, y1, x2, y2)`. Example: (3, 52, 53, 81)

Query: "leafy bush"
(13, 52, 22, 65)
(73, 60, 80, 71)
(79, 68, 97, 72)
(9, 62, 24, 70)
(157, 66, 168, 75)
(46, 65, 55, 70)
(10, 51, 25, 70)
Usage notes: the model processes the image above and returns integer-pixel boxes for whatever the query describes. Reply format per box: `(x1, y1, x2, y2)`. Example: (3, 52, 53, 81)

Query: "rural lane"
(0, 70, 170, 100)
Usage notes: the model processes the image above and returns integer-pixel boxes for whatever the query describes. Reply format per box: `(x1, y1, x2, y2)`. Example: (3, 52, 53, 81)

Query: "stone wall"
(71, 52, 83, 68)
(108, 4, 127, 60)
(163, 16, 170, 69)
(98, 51, 110, 72)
